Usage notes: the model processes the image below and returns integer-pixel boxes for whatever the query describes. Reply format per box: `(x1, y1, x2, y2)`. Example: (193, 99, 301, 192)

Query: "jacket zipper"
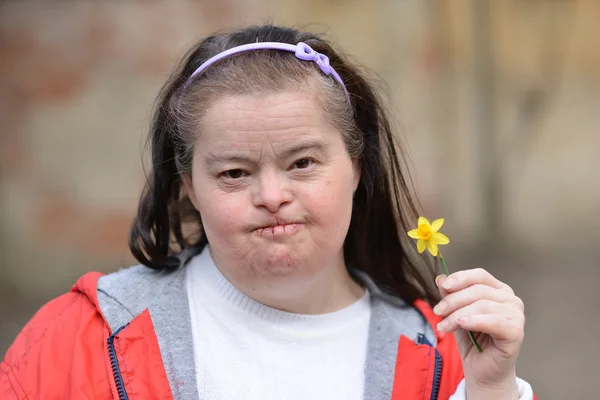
(430, 348, 442, 400)
(107, 324, 130, 400)
(417, 333, 443, 400)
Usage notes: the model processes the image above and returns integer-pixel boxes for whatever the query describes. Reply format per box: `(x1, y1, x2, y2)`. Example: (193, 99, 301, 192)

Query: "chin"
(258, 244, 305, 274)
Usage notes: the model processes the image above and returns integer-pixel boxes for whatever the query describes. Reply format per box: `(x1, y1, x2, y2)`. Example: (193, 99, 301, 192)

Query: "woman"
(1, 25, 534, 399)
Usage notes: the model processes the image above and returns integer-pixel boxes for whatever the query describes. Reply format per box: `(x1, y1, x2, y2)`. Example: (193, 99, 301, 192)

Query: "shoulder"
(97, 262, 188, 332)
(355, 268, 464, 364)
(4, 272, 105, 366)
(353, 269, 436, 344)
(97, 255, 189, 302)
(1, 272, 108, 398)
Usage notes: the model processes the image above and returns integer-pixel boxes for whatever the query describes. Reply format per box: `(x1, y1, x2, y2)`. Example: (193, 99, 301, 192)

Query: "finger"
(441, 268, 508, 293)
(433, 284, 516, 317)
(436, 274, 450, 298)
(436, 299, 523, 333)
(457, 314, 525, 345)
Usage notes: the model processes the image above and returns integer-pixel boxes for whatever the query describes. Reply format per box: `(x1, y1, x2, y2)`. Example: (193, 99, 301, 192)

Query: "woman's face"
(185, 90, 360, 306)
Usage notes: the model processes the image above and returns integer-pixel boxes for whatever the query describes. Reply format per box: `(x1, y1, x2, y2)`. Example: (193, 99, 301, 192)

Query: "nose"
(252, 170, 293, 213)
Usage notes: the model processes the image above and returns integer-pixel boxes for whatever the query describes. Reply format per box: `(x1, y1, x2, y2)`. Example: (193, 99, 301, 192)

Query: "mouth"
(254, 223, 304, 238)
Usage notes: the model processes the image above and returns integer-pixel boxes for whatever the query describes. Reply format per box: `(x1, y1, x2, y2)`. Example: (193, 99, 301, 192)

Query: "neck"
(212, 250, 365, 315)
(262, 264, 365, 314)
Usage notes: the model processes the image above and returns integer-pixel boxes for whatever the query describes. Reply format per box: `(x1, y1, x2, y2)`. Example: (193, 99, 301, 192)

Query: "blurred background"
(1, 0, 598, 397)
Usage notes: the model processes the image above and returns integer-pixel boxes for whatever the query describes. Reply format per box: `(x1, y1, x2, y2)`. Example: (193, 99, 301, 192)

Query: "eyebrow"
(204, 153, 255, 168)
(204, 139, 330, 168)
(279, 140, 330, 159)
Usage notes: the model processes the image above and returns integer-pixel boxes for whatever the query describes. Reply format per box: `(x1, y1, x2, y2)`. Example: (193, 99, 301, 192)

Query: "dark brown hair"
(129, 25, 440, 304)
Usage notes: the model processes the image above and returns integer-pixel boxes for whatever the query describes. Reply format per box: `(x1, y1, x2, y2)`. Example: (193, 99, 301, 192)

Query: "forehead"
(198, 91, 337, 148)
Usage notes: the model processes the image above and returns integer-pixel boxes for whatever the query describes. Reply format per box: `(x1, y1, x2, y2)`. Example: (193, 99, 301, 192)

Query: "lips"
(256, 223, 302, 237)
(252, 217, 304, 237)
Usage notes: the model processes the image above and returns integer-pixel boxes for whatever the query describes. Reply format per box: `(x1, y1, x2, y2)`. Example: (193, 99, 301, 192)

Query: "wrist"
(465, 374, 520, 400)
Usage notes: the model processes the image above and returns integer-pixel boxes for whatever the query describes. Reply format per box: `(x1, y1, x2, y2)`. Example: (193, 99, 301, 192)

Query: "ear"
(181, 172, 200, 210)
(352, 158, 361, 192)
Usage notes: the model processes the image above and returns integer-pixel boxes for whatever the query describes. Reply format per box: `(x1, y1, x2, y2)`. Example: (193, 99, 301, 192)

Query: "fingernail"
(437, 319, 450, 332)
(442, 277, 457, 290)
(433, 301, 447, 316)
(435, 275, 446, 287)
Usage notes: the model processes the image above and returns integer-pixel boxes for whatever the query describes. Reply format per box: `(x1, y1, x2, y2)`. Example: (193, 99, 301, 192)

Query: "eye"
(293, 158, 314, 169)
(222, 169, 247, 179)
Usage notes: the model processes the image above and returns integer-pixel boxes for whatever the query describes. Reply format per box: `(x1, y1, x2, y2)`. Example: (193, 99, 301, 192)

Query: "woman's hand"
(434, 269, 525, 399)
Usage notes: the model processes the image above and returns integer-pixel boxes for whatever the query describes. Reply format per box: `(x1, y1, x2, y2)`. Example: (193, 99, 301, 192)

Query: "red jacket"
(0, 269, 516, 399)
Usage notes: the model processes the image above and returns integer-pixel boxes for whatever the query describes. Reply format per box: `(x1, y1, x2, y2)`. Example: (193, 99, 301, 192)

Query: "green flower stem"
(438, 252, 451, 276)
(438, 252, 483, 353)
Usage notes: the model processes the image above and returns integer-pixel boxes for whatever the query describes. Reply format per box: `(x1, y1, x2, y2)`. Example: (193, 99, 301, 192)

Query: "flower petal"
(417, 239, 427, 253)
(407, 229, 420, 239)
(427, 241, 439, 256)
(431, 218, 444, 233)
(433, 232, 450, 245)
(417, 216, 430, 228)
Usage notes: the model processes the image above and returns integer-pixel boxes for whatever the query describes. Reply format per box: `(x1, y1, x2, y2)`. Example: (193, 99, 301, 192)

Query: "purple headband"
(181, 41, 350, 102)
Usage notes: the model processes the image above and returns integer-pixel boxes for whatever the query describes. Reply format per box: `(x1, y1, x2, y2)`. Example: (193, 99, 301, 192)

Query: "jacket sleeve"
(1, 290, 111, 399)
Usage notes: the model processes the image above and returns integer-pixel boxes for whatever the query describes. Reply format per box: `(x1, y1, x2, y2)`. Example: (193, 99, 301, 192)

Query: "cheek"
(303, 172, 355, 234)
(195, 187, 247, 241)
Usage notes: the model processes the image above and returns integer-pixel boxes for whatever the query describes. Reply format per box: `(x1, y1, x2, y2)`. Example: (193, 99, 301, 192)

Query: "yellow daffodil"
(407, 216, 483, 352)
(407, 217, 450, 257)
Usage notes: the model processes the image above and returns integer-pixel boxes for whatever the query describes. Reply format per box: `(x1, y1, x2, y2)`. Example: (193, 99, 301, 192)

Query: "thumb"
(435, 274, 449, 298)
